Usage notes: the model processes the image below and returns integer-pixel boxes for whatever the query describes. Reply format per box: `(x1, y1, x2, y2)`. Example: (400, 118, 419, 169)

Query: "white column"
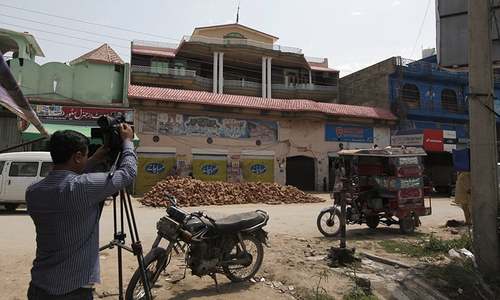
(262, 57, 267, 98)
(218, 52, 224, 94)
(309, 70, 312, 84)
(213, 52, 218, 93)
(267, 57, 272, 99)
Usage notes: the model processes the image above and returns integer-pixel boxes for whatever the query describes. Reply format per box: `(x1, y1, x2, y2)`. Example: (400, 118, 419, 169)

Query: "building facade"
(340, 54, 500, 193)
(131, 23, 339, 103)
(1, 32, 133, 150)
(129, 24, 396, 194)
(0, 28, 44, 151)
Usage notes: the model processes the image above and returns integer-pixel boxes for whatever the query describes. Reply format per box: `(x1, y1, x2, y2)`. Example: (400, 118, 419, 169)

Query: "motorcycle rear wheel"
(125, 247, 168, 300)
(317, 208, 341, 237)
(223, 234, 264, 282)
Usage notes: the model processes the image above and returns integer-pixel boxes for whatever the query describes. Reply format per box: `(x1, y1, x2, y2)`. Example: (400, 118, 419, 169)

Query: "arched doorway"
(286, 156, 315, 191)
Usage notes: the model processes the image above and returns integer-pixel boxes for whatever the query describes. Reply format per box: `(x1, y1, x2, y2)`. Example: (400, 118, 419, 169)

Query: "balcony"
(396, 57, 468, 83)
(131, 65, 212, 91)
(131, 65, 196, 77)
(181, 35, 303, 54)
(224, 79, 262, 97)
(272, 83, 337, 92)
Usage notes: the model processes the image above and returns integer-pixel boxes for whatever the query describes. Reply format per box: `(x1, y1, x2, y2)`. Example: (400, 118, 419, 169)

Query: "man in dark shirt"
(26, 124, 136, 300)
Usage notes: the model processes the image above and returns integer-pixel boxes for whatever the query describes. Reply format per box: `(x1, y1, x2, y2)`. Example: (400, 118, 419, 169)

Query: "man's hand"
(120, 123, 134, 141)
(90, 145, 109, 162)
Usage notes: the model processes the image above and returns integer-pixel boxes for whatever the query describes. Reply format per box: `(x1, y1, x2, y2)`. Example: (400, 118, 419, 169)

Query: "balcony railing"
(305, 56, 327, 64)
(133, 40, 179, 49)
(132, 65, 213, 88)
(224, 79, 262, 89)
(181, 35, 302, 54)
(396, 57, 468, 82)
(131, 65, 197, 77)
(272, 83, 337, 92)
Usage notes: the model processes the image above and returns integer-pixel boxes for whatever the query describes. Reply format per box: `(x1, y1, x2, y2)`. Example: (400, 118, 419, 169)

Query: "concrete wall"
(8, 58, 126, 106)
(339, 57, 397, 109)
(193, 26, 275, 44)
(133, 106, 392, 191)
(38, 62, 73, 99)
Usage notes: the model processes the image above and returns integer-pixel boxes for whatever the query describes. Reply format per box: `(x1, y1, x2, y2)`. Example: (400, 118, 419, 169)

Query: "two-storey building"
(340, 53, 500, 193)
(2, 28, 136, 151)
(128, 23, 397, 194)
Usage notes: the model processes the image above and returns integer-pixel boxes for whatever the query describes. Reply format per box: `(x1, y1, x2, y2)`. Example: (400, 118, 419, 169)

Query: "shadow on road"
(169, 281, 254, 300)
(314, 227, 426, 242)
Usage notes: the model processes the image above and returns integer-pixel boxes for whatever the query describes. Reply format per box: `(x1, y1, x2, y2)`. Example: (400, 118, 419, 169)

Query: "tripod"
(99, 152, 152, 300)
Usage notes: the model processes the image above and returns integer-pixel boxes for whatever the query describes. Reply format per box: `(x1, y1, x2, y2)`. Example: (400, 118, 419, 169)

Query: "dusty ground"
(0, 195, 464, 299)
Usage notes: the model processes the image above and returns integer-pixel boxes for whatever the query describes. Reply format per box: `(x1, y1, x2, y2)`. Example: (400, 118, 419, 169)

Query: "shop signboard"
(391, 134, 424, 147)
(241, 158, 274, 182)
(135, 156, 176, 195)
(192, 158, 227, 182)
(142, 112, 278, 141)
(325, 124, 373, 143)
(35, 105, 134, 122)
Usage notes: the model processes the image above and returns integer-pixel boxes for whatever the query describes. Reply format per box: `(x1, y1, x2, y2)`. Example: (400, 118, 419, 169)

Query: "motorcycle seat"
(215, 211, 267, 233)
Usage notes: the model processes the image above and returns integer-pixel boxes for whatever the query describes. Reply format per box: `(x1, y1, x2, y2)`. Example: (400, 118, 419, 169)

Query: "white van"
(0, 152, 53, 211)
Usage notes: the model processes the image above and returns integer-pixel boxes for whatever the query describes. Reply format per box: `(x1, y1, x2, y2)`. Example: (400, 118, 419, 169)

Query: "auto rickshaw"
(317, 147, 432, 236)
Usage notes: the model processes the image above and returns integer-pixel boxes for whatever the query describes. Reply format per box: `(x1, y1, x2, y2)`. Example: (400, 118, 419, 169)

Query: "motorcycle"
(126, 193, 269, 299)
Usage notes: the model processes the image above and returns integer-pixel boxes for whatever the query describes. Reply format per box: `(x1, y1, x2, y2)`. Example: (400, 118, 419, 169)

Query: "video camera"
(91, 115, 132, 161)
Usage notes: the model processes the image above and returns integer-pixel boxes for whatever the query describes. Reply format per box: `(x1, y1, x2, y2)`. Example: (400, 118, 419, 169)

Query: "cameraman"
(26, 124, 136, 300)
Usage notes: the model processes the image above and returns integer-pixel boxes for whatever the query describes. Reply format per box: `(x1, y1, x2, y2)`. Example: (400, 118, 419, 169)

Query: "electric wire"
(409, 0, 432, 58)
(0, 21, 130, 50)
(0, 2, 180, 42)
(0, 13, 133, 43)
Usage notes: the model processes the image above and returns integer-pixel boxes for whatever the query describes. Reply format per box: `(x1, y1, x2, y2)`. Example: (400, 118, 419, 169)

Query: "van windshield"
(0, 161, 4, 175)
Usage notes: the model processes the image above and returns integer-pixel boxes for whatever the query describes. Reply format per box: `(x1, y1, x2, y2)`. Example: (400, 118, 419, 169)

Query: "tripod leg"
(118, 246, 123, 300)
(122, 190, 152, 300)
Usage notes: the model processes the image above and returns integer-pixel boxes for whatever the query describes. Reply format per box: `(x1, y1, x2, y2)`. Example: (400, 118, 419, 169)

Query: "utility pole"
(468, 0, 500, 277)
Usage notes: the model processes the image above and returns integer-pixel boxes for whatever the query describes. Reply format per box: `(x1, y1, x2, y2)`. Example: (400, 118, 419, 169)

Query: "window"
(40, 162, 54, 177)
(401, 83, 420, 109)
(9, 162, 39, 177)
(441, 89, 459, 113)
(0, 161, 5, 175)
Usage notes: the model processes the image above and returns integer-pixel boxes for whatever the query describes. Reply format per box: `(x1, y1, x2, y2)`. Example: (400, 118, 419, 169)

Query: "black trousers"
(28, 282, 93, 300)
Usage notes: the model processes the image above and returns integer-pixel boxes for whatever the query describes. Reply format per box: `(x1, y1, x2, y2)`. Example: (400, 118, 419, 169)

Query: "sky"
(1, 0, 436, 76)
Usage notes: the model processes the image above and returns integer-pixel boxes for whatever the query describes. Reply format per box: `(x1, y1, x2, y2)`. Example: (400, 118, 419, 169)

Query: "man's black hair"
(49, 130, 89, 164)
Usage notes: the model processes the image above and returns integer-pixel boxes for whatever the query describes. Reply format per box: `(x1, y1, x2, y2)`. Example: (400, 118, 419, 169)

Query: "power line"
(0, 21, 130, 50)
(0, 13, 132, 43)
(34, 37, 129, 59)
(0, 2, 180, 42)
(409, 0, 432, 58)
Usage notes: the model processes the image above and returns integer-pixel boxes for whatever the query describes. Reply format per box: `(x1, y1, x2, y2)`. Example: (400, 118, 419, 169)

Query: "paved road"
(0, 195, 463, 253)
(0, 195, 463, 299)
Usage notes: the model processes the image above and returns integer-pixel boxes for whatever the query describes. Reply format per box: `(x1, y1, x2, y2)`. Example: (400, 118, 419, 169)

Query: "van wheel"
(5, 204, 19, 211)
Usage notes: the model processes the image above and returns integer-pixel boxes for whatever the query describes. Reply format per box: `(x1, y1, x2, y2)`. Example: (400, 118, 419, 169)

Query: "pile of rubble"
(140, 177, 325, 207)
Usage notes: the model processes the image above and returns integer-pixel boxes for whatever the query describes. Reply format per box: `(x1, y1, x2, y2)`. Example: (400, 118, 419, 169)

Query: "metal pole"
(468, 0, 500, 277)
(340, 189, 347, 249)
(0, 136, 46, 153)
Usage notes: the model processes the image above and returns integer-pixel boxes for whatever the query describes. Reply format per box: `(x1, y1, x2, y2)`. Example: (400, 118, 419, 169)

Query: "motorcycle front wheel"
(125, 247, 169, 300)
(223, 234, 264, 282)
(317, 208, 341, 237)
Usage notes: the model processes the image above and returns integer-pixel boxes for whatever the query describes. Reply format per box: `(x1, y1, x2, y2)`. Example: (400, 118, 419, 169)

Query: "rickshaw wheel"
(399, 215, 416, 234)
(366, 215, 379, 229)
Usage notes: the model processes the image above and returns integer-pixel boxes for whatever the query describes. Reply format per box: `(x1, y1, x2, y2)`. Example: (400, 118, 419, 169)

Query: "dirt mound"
(140, 177, 325, 207)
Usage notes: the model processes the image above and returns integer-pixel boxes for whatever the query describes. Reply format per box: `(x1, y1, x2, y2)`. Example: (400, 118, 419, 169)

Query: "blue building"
(340, 54, 500, 193)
